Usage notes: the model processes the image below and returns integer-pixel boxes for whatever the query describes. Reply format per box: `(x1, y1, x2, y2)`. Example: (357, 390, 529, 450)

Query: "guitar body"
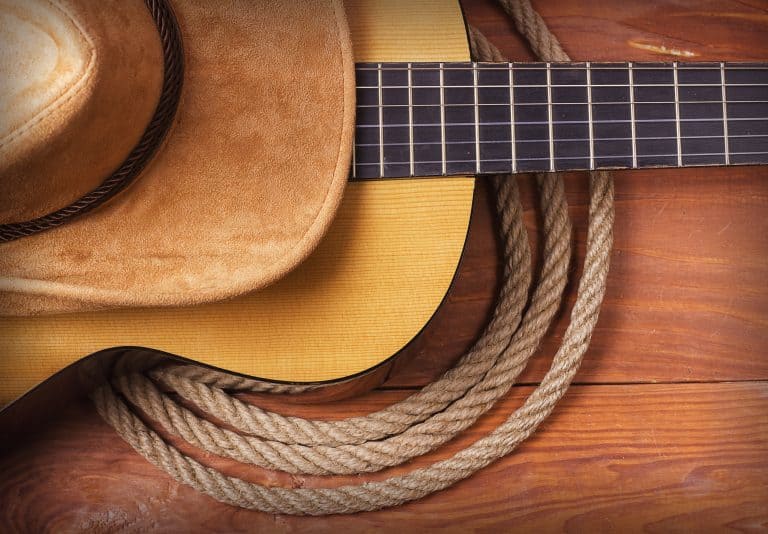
(0, 0, 474, 405)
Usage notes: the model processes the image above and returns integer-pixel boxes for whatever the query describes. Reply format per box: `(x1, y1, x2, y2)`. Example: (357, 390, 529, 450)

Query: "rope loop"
(93, 0, 615, 515)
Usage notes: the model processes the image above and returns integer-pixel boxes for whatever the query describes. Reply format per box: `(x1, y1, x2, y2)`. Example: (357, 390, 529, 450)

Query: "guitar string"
(357, 83, 768, 88)
(356, 117, 768, 126)
(358, 81, 767, 167)
(356, 100, 768, 107)
(355, 134, 767, 146)
(351, 153, 768, 167)
(356, 64, 768, 71)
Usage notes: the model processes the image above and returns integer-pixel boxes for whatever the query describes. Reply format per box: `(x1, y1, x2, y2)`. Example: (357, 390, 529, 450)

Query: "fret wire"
(473, 62, 481, 174)
(546, 62, 555, 172)
(721, 61, 731, 166)
(673, 62, 683, 167)
(439, 62, 447, 176)
(509, 63, 517, 174)
(377, 62, 384, 177)
(628, 62, 638, 168)
(586, 61, 595, 170)
(352, 150, 768, 166)
(407, 62, 414, 177)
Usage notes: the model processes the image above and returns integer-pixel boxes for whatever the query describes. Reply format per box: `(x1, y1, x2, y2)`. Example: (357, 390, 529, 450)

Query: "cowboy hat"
(0, 0, 354, 315)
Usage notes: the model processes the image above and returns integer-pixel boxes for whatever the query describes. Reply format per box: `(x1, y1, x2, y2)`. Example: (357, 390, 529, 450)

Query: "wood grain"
(385, 0, 768, 387)
(1, 383, 765, 532)
(345, 0, 470, 61)
(386, 171, 768, 388)
(1, 0, 767, 531)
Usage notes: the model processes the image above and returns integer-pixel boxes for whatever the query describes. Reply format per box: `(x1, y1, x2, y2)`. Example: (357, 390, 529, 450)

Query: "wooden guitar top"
(0, 0, 475, 405)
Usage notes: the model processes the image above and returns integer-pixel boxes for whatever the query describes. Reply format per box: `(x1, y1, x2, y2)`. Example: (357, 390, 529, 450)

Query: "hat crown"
(0, 0, 164, 225)
(0, 0, 92, 143)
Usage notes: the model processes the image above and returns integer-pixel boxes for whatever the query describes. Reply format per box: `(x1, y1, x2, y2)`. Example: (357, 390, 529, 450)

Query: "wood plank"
(386, 172, 768, 387)
(385, 0, 768, 387)
(465, 0, 768, 62)
(1, 383, 765, 531)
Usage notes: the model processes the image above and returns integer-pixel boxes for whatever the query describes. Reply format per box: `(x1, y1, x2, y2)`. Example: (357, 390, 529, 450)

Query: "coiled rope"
(92, 0, 615, 515)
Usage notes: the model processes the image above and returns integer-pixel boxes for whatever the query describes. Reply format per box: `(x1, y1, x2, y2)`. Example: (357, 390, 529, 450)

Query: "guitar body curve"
(0, 0, 474, 405)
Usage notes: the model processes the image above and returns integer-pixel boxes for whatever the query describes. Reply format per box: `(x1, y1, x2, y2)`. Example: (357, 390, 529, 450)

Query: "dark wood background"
(1, 0, 767, 531)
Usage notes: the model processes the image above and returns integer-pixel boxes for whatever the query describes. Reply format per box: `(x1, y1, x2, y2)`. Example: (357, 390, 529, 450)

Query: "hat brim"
(0, 0, 354, 315)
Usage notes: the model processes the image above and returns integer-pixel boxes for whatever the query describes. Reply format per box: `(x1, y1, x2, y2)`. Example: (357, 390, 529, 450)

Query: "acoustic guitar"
(1, 0, 766, 407)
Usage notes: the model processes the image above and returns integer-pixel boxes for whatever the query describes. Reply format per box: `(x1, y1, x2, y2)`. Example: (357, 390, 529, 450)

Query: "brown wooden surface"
(1, 0, 768, 531)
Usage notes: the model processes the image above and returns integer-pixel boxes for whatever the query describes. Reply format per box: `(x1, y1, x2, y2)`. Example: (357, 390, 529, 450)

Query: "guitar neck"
(351, 62, 768, 179)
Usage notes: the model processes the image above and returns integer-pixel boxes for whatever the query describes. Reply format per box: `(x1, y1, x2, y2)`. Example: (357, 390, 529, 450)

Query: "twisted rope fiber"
(129, 176, 555, 438)
(108, 176, 566, 476)
(0, 0, 184, 243)
(93, 0, 615, 514)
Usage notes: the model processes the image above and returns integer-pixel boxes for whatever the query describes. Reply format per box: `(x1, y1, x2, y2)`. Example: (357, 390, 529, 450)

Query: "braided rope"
(0, 0, 184, 243)
(499, 0, 569, 62)
(92, 0, 615, 515)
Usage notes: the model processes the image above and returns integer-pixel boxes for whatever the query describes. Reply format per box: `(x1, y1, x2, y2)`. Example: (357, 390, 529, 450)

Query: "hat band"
(0, 0, 184, 243)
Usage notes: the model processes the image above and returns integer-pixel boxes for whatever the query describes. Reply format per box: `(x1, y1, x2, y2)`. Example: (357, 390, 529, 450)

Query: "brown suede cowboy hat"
(0, 0, 354, 316)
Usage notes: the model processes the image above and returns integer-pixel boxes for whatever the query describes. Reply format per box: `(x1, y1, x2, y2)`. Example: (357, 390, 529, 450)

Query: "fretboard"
(351, 62, 768, 179)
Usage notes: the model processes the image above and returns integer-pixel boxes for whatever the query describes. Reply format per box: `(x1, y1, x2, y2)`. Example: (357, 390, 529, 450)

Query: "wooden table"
(1, 1, 767, 531)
